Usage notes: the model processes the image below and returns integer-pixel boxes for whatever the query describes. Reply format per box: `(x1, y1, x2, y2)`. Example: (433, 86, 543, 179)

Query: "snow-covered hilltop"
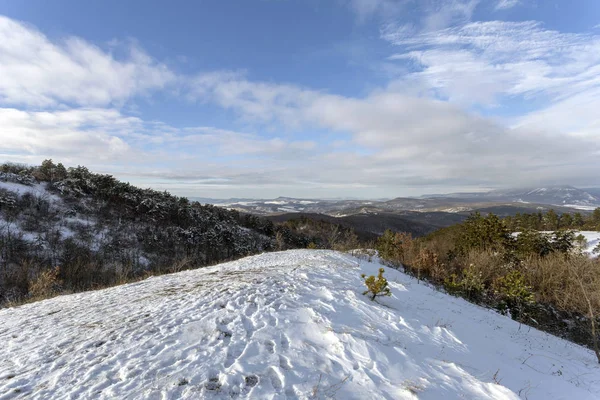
(1, 250, 598, 399)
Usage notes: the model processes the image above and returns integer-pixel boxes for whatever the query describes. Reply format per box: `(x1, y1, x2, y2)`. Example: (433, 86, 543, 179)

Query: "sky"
(0, 0, 599, 199)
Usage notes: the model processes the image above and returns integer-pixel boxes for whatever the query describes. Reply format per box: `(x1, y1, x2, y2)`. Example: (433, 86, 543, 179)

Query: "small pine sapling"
(493, 270, 534, 321)
(361, 268, 391, 300)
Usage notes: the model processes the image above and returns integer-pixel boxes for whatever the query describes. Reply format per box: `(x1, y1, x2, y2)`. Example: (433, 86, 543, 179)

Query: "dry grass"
(523, 254, 600, 315)
(28, 266, 62, 300)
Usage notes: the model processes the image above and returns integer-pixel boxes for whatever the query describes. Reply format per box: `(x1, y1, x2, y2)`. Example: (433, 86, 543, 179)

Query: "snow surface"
(1, 250, 599, 400)
(563, 204, 599, 211)
(578, 231, 600, 256)
(0, 181, 61, 203)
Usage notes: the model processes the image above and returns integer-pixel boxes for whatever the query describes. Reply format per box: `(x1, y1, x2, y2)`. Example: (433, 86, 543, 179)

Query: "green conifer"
(361, 268, 391, 301)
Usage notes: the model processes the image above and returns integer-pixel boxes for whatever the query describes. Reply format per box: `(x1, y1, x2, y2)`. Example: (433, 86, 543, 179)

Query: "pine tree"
(593, 208, 600, 229)
(574, 212, 585, 228)
(361, 268, 391, 301)
(544, 209, 559, 230)
(561, 213, 573, 229)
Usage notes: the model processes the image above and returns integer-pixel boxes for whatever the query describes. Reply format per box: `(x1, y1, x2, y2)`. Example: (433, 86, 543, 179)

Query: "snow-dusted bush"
(0, 172, 36, 186)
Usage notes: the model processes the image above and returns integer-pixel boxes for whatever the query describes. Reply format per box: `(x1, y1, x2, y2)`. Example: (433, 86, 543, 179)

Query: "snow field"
(0, 250, 599, 399)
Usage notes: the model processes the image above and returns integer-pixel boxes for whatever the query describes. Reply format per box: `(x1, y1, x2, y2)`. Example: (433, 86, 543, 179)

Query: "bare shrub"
(1, 260, 33, 298)
(377, 231, 415, 264)
(352, 248, 376, 262)
(332, 230, 359, 252)
(275, 231, 285, 251)
(413, 248, 444, 281)
(522, 253, 570, 305)
(558, 256, 600, 363)
(29, 266, 62, 299)
(169, 257, 192, 274)
(465, 249, 509, 286)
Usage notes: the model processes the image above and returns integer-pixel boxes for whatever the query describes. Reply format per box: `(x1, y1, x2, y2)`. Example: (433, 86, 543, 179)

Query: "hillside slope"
(1, 251, 599, 399)
(1, 163, 307, 304)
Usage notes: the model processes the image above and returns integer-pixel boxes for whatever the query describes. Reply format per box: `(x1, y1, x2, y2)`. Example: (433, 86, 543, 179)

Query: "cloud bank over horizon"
(0, 0, 599, 199)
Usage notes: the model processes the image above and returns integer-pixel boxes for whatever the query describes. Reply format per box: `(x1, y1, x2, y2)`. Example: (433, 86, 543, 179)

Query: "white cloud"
(495, 0, 520, 10)
(0, 108, 137, 160)
(0, 15, 176, 108)
(514, 87, 600, 140)
(2, 74, 599, 197)
(0, 105, 327, 197)
(0, 13, 598, 198)
(187, 72, 600, 193)
(151, 126, 318, 158)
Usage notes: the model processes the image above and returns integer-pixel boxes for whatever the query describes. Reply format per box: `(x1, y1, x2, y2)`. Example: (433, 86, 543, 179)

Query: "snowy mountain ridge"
(208, 186, 600, 218)
(1, 250, 598, 399)
(487, 186, 600, 208)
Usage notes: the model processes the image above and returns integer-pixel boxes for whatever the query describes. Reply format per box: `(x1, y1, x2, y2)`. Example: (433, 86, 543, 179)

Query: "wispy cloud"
(495, 0, 520, 10)
(383, 21, 600, 107)
(186, 71, 600, 192)
(345, 0, 408, 22)
(346, 0, 482, 29)
(422, 0, 480, 31)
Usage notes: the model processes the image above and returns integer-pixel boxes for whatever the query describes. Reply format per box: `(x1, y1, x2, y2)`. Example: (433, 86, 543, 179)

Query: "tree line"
(503, 208, 600, 231)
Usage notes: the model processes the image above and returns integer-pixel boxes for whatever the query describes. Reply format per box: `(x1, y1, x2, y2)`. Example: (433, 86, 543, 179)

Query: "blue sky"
(0, 0, 599, 199)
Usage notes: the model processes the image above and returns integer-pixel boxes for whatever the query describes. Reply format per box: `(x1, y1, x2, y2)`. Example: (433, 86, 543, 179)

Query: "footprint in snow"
(264, 340, 275, 354)
(240, 315, 255, 338)
(245, 375, 259, 388)
(244, 302, 258, 318)
(225, 341, 249, 369)
(267, 367, 284, 390)
(280, 334, 290, 350)
(279, 355, 292, 370)
(267, 313, 278, 327)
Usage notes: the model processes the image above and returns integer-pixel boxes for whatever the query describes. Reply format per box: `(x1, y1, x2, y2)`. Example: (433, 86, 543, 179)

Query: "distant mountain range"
(196, 185, 600, 216)
(191, 186, 599, 238)
(424, 186, 600, 209)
